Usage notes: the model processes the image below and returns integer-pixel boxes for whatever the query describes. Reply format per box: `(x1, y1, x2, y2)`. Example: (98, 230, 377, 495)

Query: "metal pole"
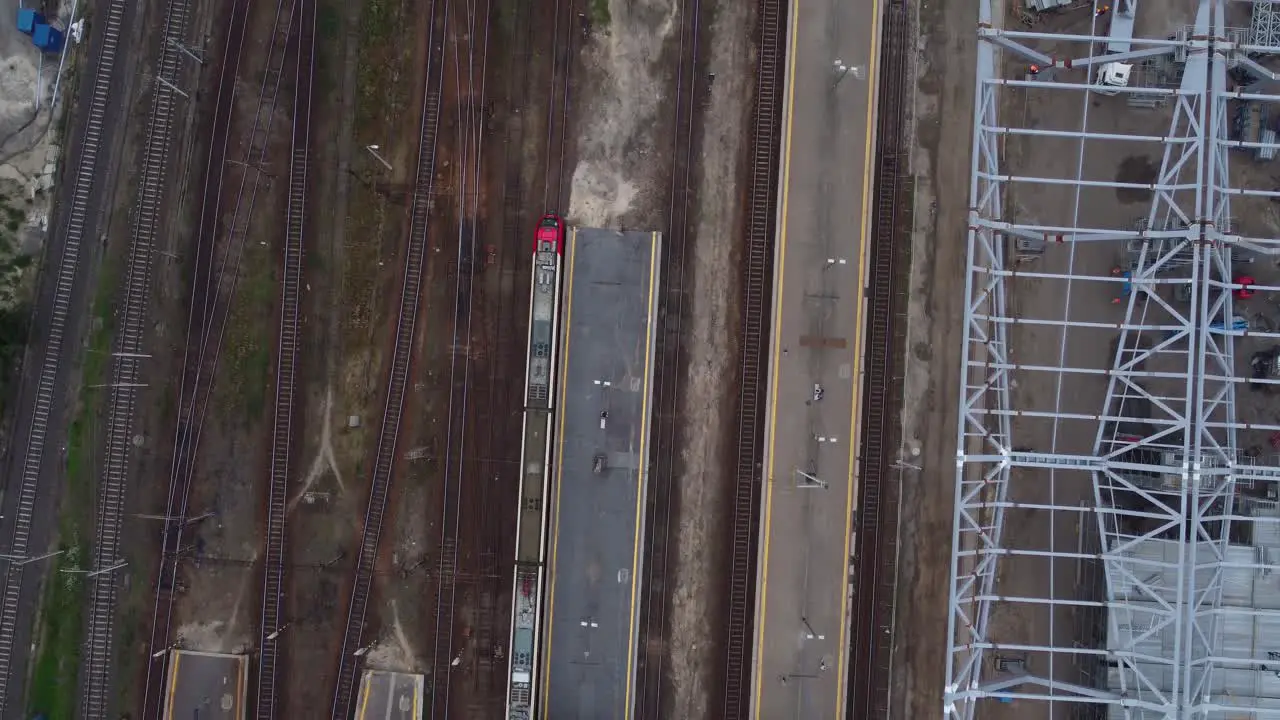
(155, 74, 189, 99)
(85, 561, 127, 578)
(832, 59, 864, 89)
(833, 60, 851, 88)
(801, 616, 824, 640)
(795, 469, 828, 488)
(0, 549, 65, 566)
(365, 145, 393, 171)
(169, 37, 205, 64)
(49, 0, 80, 108)
(62, 560, 127, 577)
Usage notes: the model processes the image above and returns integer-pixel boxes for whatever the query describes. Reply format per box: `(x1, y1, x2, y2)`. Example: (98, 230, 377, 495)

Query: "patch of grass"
(590, 0, 611, 26)
(25, 264, 116, 720)
(223, 242, 275, 420)
(0, 303, 30, 409)
(341, 0, 412, 340)
(318, 0, 341, 42)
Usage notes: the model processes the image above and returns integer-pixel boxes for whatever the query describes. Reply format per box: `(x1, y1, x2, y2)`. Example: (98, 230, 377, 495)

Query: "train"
(505, 213, 566, 720)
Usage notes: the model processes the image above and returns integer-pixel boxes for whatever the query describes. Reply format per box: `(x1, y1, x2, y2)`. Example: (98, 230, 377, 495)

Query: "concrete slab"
(162, 650, 247, 720)
(749, 0, 882, 715)
(354, 669, 423, 720)
(539, 227, 660, 720)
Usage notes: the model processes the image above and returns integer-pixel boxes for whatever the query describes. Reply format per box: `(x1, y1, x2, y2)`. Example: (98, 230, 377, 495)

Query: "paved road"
(0, 0, 150, 715)
(749, 0, 882, 715)
(540, 228, 660, 720)
(162, 651, 246, 720)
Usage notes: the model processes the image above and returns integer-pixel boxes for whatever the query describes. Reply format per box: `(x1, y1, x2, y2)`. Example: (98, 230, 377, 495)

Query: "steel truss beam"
(945, 1, 1280, 718)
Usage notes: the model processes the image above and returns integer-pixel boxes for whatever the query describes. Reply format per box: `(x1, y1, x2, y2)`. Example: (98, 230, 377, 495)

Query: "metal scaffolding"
(945, 0, 1280, 718)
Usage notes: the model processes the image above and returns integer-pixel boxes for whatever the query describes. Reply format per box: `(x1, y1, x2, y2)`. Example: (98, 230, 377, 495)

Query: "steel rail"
(76, 0, 195, 713)
(720, 0, 787, 714)
(634, 0, 704, 714)
(0, 0, 129, 711)
(140, 0, 300, 714)
(497, 0, 546, 714)
(426, 0, 494, 711)
(254, 0, 316, 715)
(848, 0, 910, 716)
(327, 0, 449, 712)
(541, 0, 576, 211)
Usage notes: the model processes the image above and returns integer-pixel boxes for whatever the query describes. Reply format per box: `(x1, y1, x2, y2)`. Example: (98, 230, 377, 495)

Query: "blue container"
(16, 8, 44, 35)
(31, 24, 62, 53)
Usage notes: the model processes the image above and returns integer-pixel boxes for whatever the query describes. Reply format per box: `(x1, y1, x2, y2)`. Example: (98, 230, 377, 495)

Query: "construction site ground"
(889, 1, 1262, 719)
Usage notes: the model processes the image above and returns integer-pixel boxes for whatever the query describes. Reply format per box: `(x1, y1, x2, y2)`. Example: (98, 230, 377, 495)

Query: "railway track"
(327, 0, 448, 714)
(443, 0, 544, 714)
(77, 0, 198, 713)
(721, 0, 787, 715)
(255, 0, 316, 716)
(425, 0, 496, 712)
(0, 0, 129, 710)
(848, 0, 911, 717)
(140, 0, 300, 714)
(541, 0, 576, 211)
(634, 0, 705, 715)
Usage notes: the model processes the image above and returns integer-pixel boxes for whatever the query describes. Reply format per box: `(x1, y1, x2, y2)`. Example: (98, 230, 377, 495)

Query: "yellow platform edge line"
(539, 227, 577, 716)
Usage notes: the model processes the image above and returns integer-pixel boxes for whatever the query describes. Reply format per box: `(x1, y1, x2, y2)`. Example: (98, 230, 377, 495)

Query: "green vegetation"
(591, 0, 611, 27)
(341, 0, 412, 340)
(25, 264, 115, 720)
(0, 303, 30, 408)
(0, 194, 37, 409)
(317, 0, 341, 42)
(223, 241, 276, 421)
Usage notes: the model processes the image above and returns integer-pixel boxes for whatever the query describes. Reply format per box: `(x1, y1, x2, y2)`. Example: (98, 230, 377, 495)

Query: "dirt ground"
(888, 0, 976, 715)
(661, 0, 756, 716)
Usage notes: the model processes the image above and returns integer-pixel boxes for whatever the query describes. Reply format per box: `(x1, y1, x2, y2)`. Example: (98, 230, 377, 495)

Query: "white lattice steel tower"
(945, 0, 1280, 717)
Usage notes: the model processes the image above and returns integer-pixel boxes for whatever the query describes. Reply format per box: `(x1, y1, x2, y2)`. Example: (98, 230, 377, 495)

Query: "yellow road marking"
(751, 0, 883, 714)
(164, 651, 180, 720)
(540, 227, 578, 716)
(835, 0, 882, 713)
(623, 231, 660, 718)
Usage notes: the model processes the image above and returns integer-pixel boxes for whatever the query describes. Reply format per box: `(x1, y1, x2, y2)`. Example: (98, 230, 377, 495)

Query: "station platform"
(162, 650, 247, 720)
(354, 669, 423, 719)
(539, 227, 661, 720)
(749, 0, 881, 715)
